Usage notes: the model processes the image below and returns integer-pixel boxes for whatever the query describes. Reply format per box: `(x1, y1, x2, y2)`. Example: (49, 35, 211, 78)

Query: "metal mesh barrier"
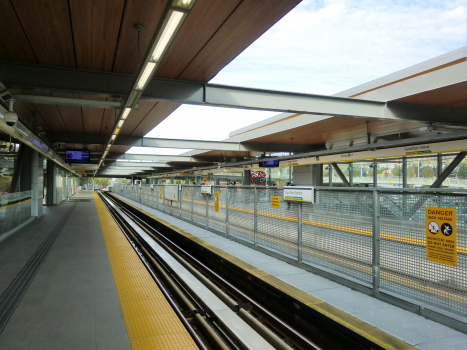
(226, 186, 255, 244)
(256, 187, 298, 259)
(303, 189, 373, 285)
(113, 184, 467, 322)
(0, 191, 32, 237)
(379, 192, 467, 317)
(206, 186, 227, 233)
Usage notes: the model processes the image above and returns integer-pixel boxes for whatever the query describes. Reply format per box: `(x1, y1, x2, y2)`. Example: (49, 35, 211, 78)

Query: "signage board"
(283, 186, 314, 203)
(425, 207, 457, 266)
(214, 191, 219, 212)
(201, 185, 212, 194)
(250, 170, 266, 186)
(71, 163, 98, 170)
(164, 185, 179, 202)
(271, 196, 280, 208)
(76, 170, 85, 173)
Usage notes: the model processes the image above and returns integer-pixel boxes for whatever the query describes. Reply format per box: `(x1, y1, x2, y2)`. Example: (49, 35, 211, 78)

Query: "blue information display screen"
(260, 159, 279, 168)
(65, 149, 90, 163)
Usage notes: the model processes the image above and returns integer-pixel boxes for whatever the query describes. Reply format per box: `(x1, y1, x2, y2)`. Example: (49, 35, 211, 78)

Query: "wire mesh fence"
(0, 190, 32, 238)
(109, 184, 467, 321)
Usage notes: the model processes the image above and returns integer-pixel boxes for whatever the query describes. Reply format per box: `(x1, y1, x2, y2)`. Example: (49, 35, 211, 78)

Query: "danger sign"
(425, 207, 457, 266)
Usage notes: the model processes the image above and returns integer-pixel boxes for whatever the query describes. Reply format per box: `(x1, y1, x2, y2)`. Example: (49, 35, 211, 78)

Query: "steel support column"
(331, 163, 351, 187)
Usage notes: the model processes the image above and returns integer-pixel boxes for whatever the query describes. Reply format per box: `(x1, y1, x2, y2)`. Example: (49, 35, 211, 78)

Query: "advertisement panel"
(250, 170, 266, 186)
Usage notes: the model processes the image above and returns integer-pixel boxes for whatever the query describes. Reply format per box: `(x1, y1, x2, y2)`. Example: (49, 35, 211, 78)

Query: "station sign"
(271, 196, 280, 208)
(201, 185, 212, 194)
(425, 207, 457, 266)
(283, 186, 314, 203)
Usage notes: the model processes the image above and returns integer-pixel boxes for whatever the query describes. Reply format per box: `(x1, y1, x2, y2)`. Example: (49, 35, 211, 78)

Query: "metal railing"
(0, 190, 32, 239)
(110, 184, 467, 328)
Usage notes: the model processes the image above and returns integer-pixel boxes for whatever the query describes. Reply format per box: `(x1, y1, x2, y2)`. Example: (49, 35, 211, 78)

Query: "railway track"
(98, 191, 322, 350)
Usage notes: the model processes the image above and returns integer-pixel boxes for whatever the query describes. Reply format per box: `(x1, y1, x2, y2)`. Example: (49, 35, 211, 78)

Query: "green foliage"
(392, 165, 401, 177)
(457, 163, 467, 179)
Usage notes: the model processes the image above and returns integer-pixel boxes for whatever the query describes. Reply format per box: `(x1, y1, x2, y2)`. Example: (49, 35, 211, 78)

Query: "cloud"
(137, 0, 466, 152)
(210, 0, 466, 95)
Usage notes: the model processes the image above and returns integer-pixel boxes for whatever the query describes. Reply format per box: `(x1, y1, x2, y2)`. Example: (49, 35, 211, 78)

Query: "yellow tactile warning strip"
(93, 192, 198, 350)
(115, 194, 416, 350)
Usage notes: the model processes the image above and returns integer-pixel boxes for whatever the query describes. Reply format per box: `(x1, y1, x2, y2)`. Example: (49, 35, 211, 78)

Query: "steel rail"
(103, 192, 321, 350)
(97, 192, 209, 350)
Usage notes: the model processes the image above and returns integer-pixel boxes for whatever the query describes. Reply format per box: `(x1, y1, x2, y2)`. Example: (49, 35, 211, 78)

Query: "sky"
(129, 0, 467, 156)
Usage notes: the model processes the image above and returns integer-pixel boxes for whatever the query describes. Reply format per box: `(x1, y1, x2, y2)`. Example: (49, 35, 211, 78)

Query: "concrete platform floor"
(0, 191, 130, 350)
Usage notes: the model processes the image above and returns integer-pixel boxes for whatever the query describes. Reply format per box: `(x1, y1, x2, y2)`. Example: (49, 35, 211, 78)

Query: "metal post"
(349, 162, 353, 186)
(372, 190, 381, 296)
(402, 157, 407, 188)
(437, 153, 443, 178)
(298, 202, 303, 263)
(328, 164, 332, 187)
(373, 162, 378, 187)
(191, 186, 194, 222)
(205, 191, 209, 228)
(162, 186, 165, 212)
(179, 185, 182, 217)
(253, 187, 258, 246)
(225, 185, 229, 235)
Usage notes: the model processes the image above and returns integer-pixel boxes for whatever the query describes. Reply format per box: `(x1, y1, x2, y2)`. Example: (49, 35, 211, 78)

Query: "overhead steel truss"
(2, 62, 466, 124)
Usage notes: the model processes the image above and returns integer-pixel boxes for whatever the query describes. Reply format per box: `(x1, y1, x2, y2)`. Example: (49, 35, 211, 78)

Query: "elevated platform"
(112, 192, 467, 350)
(0, 191, 130, 350)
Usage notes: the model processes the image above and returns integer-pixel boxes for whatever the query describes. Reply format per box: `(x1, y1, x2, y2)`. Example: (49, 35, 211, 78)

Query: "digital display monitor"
(65, 149, 90, 163)
(260, 159, 279, 168)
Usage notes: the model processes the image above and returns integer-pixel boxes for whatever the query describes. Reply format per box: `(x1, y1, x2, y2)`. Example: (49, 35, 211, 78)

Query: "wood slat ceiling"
(0, 0, 301, 157)
(392, 81, 467, 110)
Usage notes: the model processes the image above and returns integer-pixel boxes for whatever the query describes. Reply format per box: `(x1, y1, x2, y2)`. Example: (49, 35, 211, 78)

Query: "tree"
(392, 165, 402, 177)
(457, 163, 467, 179)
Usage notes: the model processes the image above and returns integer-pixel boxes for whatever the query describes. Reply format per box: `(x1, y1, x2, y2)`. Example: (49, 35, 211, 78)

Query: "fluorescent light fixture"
(151, 11, 184, 62)
(113, 128, 120, 135)
(117, 120, 124, 128)
(121, 108, 131, 120)
(111, 135, 116, 141)
(136, 62, 156, 90)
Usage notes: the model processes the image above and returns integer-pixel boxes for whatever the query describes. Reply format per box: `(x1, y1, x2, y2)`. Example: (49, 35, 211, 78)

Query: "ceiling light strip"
(94, 0, 197, 177)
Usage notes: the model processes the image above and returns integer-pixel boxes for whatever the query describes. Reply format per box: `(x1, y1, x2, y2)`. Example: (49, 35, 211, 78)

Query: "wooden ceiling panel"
(100, 109, 119, 135)
(247, 117, 423, 146)
(155, 0, 241, 79)
(69, 0, 125, 71)
(32, 104, 68, 133)
(392, 81, 467, 110)
(179, 0, 301, 82)
(82, 108, 105, 135)
(0, 0, 37, 63)
(56, 106, 83, 134)
(112, 0, 166, 74)
(128, 102, 179, 137)
(119, 100, 158, 136)
(12, 0, 75, 67)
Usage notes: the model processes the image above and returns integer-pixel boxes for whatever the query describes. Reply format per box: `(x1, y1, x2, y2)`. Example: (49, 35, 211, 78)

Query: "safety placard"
(271, 196, 280, 208)
(214, 191, 219, 212)
(425, 207, 456, 266)
(185, 189, 188, 196)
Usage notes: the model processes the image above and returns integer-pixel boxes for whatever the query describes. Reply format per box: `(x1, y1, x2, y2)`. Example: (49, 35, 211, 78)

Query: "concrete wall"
(293, 164, 323, 186)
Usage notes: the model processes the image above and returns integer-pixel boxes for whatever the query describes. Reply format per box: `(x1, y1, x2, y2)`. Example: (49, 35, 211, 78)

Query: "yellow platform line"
(117, 194, 415, 350)
(93, 192, 198, 350)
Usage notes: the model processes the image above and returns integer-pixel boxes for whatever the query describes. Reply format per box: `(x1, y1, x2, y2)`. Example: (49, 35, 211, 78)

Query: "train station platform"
(0, 191, 130, 350)
(110, 192, 467, 350)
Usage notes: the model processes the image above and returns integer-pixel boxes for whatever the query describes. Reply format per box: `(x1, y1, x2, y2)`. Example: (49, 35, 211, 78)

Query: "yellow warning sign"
(425, 207, 456, 266)
(271, 196, 280, 209)
(185, 189, 188, 196)
(214, 191, 219, 212)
